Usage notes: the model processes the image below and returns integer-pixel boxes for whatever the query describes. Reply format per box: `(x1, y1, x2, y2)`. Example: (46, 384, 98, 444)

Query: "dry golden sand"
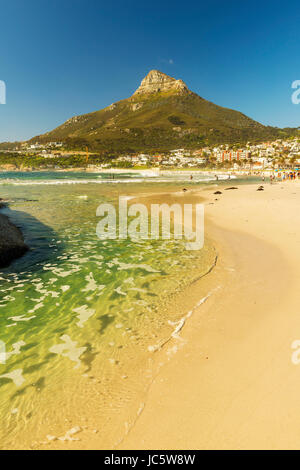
(117, 181, 300, 450)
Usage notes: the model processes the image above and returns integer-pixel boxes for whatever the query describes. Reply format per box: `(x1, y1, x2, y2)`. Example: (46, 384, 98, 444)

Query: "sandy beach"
(116, 180, 300, 450)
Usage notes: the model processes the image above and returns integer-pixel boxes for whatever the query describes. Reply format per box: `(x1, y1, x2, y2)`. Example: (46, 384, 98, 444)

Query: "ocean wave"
(0, 177, 233, 186)
(0, 172, 236, 185)
(0, 178, 146, 185)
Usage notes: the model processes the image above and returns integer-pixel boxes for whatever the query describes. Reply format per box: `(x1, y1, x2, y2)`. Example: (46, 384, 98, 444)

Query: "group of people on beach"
(264, 171, 300, 183)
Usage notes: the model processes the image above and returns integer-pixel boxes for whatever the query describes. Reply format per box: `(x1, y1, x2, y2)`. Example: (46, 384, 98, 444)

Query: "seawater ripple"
(0, 174, 217, 449)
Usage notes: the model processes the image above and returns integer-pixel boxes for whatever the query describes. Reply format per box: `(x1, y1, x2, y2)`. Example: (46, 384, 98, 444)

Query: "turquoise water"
(0, 171, 219, 448)
(0, 170, 142, 182)
(0, 170, 260, 185)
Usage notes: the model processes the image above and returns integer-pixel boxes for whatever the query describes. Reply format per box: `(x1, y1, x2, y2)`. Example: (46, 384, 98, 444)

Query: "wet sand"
(118, 181, 300, 450)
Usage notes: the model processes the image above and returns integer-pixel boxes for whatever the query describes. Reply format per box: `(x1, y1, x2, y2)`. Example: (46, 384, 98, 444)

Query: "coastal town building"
(2, 137, 300, 170)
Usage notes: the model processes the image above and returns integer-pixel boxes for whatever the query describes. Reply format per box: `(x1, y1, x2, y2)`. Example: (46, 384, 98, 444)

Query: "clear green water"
(0, 172, 219, 448)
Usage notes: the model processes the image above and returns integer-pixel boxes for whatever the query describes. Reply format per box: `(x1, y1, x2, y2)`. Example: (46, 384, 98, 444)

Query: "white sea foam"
(82, 272, 97, 292)
(46, 426, 82, 443)
(44, 266, 81, 278)
(0, 173, 236, 187)
(28, 302, 44, 313)
(9, 314, 36, 322)
(58, 426, 82, 442)
(49, 335, 86, 369)
(116, 262, 160, 273)
(61, 285, 70, 292)
(147, 289, 218, 354)
(6, 341, 26, 360)
(0, 369, 25, 387)
(114, 286, 127, 296)
(73, 305, 96, 328)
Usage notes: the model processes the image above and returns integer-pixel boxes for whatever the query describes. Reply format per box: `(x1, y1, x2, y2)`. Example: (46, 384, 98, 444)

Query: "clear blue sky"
(1, 0, 300, 141)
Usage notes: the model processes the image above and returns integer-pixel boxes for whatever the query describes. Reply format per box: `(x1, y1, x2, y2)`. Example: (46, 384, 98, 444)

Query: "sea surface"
(0, 171, 251, 448)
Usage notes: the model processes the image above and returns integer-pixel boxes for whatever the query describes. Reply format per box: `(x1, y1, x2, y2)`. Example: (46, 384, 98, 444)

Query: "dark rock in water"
(214, 191, 222, 195)
(0, 214, 28, 268)
(224, 187, 238, 190)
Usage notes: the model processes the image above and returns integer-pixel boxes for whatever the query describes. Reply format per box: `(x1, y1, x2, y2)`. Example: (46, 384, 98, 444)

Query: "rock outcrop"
(0, 210, 28, 268)
(133, 70, 189, 96)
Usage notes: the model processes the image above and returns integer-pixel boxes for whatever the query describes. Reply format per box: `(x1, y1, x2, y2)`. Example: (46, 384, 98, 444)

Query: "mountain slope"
(32, 70, 295, 152)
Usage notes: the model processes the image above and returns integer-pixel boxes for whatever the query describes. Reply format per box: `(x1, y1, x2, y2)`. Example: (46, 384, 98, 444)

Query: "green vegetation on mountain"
(0, 152, 116, 169)
(30, 70, 299, 153)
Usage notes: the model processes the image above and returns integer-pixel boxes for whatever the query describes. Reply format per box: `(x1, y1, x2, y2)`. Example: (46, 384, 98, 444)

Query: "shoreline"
(29, 188, 219, 451)
(32, 182, 260, 450)
(117, 181, 300, 450)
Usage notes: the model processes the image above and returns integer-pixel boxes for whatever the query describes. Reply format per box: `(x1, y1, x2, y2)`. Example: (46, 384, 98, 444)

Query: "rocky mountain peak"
(133, 70, 189, 95)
